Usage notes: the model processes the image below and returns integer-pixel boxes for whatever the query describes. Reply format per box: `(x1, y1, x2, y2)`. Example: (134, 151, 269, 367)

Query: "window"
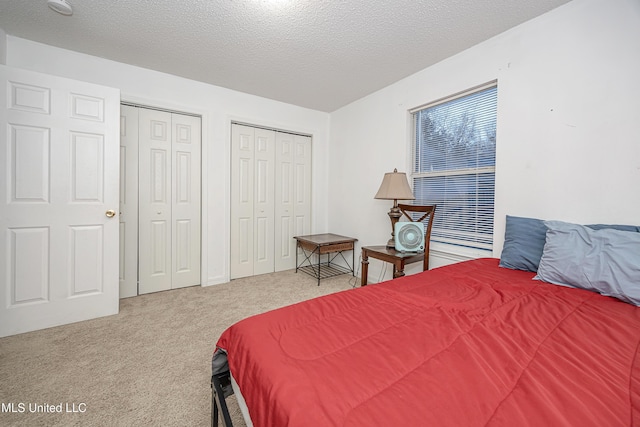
(411, 83, 497, 254)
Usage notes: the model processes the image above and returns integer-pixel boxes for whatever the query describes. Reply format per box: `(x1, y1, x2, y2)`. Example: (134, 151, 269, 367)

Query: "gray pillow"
(499, 216, 548, 272)
(534, 220, 640, 306)
(587, 223, 640, 233)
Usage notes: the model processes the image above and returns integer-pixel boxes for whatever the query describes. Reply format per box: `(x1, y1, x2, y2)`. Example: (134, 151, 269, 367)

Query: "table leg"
(393, 262, 405, 278)
(352, 248, 355, 277)
(361, 251, 369, 286)
(317, 250, 321, 286)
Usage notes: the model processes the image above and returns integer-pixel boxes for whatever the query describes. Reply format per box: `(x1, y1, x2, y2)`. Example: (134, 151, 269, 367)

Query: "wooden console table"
(360, 245, 425, 286)
(295, 234, 358, 286)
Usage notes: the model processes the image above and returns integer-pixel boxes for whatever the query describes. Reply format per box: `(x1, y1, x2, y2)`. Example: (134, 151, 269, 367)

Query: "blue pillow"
(535, 221, 640, 306)
(499, 215, 640, 273)
(499, 216, 548, 272)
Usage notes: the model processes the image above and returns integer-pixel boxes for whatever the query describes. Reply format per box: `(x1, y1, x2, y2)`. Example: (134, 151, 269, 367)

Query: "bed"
(211, 218, 640, 426)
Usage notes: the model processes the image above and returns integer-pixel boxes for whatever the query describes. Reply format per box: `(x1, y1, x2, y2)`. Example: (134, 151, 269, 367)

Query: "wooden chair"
(397, 204, 436, 270)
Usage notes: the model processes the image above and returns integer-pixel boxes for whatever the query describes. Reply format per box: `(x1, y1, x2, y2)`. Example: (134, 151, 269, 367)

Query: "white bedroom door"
(0, 65, 120, 337)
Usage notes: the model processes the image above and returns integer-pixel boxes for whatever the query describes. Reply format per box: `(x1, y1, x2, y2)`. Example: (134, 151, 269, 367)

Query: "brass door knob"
(105, 210, 116, 218)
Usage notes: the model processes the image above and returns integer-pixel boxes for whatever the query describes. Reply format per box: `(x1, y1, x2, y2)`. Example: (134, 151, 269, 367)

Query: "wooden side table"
(360, 246, 425, 286)
(295, 234, 358, 286)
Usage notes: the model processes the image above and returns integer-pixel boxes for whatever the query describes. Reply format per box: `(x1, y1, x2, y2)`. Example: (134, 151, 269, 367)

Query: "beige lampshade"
(374, 168, 415, 200)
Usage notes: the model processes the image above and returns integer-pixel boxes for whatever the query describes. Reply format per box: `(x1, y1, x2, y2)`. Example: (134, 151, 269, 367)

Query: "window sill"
(429, 242, 493, 263)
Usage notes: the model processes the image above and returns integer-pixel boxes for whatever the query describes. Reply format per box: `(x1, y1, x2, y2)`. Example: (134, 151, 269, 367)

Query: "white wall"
(5, 36, 331, 286)
(5, 0, 639, 287)
(329, 0, 640, 282)
(0, 28, 6, 64)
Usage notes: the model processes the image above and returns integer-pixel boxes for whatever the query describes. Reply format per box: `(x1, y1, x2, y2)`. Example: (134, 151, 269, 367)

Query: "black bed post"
(211, 386, 218, 427)
(211, 372, 234, 427)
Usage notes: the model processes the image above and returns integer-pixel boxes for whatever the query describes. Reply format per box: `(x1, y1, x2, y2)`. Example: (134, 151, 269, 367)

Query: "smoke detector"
(47, 0, 73, 16)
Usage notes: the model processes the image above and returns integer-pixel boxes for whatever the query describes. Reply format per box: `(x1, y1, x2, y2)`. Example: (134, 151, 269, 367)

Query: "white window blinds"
(411, 83, 497, 252)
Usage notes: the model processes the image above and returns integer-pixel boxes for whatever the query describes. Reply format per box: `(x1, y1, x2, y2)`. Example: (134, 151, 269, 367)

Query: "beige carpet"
(0, 270, 357, 426)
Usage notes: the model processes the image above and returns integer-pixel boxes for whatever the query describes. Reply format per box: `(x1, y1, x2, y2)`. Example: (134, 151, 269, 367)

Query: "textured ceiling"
(0, 0, 570, 112)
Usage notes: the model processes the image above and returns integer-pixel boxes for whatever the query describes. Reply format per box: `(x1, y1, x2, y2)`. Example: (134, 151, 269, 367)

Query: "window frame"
(408, 81, 498, 259)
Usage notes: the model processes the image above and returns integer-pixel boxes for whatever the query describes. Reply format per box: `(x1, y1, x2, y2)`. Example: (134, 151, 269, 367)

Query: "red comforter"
(216, 258, 640, 426)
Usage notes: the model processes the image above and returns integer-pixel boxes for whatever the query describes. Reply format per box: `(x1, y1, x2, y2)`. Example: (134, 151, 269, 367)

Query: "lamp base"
(386, 238, 395, 249)
(386, 203, 402, 250)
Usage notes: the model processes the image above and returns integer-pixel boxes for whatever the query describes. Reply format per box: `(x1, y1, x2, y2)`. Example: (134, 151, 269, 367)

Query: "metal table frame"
(294, 233, 357, 286)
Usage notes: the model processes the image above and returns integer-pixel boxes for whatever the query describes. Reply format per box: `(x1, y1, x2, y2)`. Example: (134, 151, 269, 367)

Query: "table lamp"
(374, 168, 415, 248)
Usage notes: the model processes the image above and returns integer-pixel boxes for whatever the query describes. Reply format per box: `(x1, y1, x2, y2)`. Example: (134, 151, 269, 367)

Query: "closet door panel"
(119, 105, 139, 298)
(138, 109, 172, 294)
(252, 128, 275, 276)
(171, 114, 201, 289)
(294, 135, 312, 249)
(230, 125, 255, 279)
(275, 132, 295, 272)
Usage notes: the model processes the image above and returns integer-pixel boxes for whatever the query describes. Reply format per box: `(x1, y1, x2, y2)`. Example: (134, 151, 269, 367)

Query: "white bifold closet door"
(119, 106, 139, 298)
(274, 131, 312, 272)
(120, 105, 201, 296)
(230, 124, 311, 280)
